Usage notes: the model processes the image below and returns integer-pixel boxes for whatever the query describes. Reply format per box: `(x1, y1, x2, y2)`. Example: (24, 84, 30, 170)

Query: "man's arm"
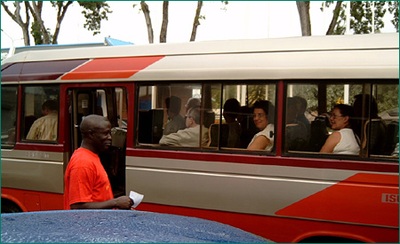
(70, 196, 133, 210)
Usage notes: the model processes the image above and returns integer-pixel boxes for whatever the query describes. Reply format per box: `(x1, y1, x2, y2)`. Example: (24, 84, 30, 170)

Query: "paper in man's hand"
(129, 190, 144, 208)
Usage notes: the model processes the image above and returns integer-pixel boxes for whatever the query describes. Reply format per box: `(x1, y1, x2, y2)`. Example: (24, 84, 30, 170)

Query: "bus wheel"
(1, 199, 22, 213)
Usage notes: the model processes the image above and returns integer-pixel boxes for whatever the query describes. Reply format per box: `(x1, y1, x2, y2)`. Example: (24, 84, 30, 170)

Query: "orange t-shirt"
(64, 147, 113, 209)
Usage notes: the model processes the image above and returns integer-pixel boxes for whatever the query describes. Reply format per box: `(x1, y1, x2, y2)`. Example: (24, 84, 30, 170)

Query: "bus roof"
(2, 33, 398, 64)
(1, 33, 398, 81)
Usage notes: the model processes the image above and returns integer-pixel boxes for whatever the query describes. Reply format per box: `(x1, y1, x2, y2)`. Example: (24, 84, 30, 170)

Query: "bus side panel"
(125, 154, 399, 242)
(1, 188, 63, 211)
(136, 202, 398, 243)
(1, 146, 64, 194)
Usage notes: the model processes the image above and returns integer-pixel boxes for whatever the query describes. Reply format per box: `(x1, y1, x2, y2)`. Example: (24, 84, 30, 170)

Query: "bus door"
(68, 87, 128, 197)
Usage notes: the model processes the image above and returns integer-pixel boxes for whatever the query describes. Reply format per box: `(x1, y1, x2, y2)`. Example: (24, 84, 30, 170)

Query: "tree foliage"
(1, 1, 111, 45)
(321, 1, 398, 34)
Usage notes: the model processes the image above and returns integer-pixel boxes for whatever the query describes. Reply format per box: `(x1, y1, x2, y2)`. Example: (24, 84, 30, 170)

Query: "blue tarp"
(1, 210, 271, 243)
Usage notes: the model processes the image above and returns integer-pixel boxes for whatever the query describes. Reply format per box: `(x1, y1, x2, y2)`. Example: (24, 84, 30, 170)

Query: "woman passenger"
(247, 100, 275, 151)
(320, 104, 360, 155)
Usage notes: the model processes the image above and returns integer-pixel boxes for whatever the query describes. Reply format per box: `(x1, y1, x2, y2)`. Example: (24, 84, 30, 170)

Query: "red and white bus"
(1, 33, 398, 242)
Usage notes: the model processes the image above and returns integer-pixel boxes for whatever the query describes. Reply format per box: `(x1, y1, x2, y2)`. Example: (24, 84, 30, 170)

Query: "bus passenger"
(159, 107, 209, 147)
(293, 96, 310, 138)
(247, 100, 275, 151)
(223, 98, 242, 148)
(26, 100, 58, 141)
(285, 97, 308, 151)
(320, 104, 360, 155)
(64, 114, 133, 210)
(163, 96, 186, 135)
(185, 97, 201, 112)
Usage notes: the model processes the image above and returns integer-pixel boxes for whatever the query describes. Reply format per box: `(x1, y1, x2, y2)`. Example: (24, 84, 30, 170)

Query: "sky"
(1, 1, 397, 48)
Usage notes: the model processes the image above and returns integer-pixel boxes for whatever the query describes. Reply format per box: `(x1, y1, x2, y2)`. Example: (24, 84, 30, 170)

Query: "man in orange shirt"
(64, 114, 132, 210)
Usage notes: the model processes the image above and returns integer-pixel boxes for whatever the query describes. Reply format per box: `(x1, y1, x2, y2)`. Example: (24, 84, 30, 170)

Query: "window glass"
(1, 86, 18, 147)
(136, 82, 277, 152)
(23, 85, 59, 142)
(285, 81, 398, 160)
(137, 83, 208, 147)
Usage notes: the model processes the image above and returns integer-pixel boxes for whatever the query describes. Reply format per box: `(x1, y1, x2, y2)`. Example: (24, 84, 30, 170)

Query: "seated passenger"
(247, 100, 275, 151)
(26, 100, 58, 141)
(159, 107, 209, 147)
(320, 104, 360, 155)
(293, 96, 310, 139)
(223, 98, 241, 148)
(185, 97, 201, 113)
(285, 97, 308, 151)
(163, 96, 186, 135)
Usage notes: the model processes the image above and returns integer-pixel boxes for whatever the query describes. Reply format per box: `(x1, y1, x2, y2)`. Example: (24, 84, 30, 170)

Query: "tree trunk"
(296, 1, 311, 36)
(190, 1, 203, 42)
(52, 1, 73, 44)
(140, 1, 154, 43)
(1, 1, 31, 46)
(326, 1, 343, 35)
(159, 1, 169, 43)
(28, 1, 51, 44)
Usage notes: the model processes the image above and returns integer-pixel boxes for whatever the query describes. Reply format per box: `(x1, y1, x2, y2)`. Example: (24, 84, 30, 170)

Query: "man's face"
(92, 121, 112, 152)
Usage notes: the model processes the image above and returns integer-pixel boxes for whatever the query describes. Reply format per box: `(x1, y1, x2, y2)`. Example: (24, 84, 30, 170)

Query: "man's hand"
(115, 196, 133, 209)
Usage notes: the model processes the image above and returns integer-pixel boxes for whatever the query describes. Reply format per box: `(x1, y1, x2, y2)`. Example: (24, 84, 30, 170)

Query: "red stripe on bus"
(275, 173, 399, 227)
(137, 202, 398, 243)
(61, 56, 164, 80)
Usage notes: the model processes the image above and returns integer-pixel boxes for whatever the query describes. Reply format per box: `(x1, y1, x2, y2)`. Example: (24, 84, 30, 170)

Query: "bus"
(1, 33, 398, 243)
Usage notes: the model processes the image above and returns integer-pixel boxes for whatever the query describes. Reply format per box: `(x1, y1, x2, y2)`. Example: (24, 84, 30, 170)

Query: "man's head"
(185, 107, 200, 128)
(185, 98, 201, 112)
(166, 96, 182, 117)
(80, 114, 112, 154)
(42, 100, 58, 115)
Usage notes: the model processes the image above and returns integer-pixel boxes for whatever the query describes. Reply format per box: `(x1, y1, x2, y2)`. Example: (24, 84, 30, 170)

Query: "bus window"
(285, 81, 398, 160)
(1, 86, 18, 147)
(207, 83, 277, 150)
(137, 83, 210, 147)
(23, 85, 59, 142)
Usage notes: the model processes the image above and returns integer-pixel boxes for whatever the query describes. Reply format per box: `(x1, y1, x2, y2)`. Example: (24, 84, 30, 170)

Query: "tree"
(321, 1, 399, 35)
(135, 1, 224, 43)
(190, 1, 204, 42)
(1, 1, 111, 45)
(296, 1, 311, 36)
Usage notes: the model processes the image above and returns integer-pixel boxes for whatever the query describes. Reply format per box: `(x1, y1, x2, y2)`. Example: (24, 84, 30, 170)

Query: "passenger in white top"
(159, 107, 208, 147)
(247, 100, 275, 151)
(26, 100, 58, 141)
(320, 104, 360, 155)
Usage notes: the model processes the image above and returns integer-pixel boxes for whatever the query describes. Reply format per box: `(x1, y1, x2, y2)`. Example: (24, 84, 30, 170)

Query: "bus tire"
(299, 236, 363, 243)
(1, 199, 22, 213)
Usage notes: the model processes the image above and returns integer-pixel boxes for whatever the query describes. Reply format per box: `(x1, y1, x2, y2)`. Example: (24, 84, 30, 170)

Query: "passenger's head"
(293, 96, 307, 114)
(223, 98, 240, 123)
(185, 97, 201, 112)
(80, 114, 112, 154)
(353, 94, 379, 119)
(330, 104, 355, 130)
(286, 97, 298, 123)
(166, 96, 182, 116)
(42, 100, 58, 115)
(252, 100, 275, 130)
(185, 107, 200, 128)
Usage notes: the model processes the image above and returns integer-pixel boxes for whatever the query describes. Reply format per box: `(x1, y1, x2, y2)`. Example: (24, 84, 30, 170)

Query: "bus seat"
(285, 123, 308, 151)
(111, 127, 127, 148)
(384, 120, 399, 155)
(308, 116, 329, 152)
(203, 110, 215, 128)
(208, 124, 229, 147)
(361, 119, 387, 155)
(138, 109, 164, 144)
